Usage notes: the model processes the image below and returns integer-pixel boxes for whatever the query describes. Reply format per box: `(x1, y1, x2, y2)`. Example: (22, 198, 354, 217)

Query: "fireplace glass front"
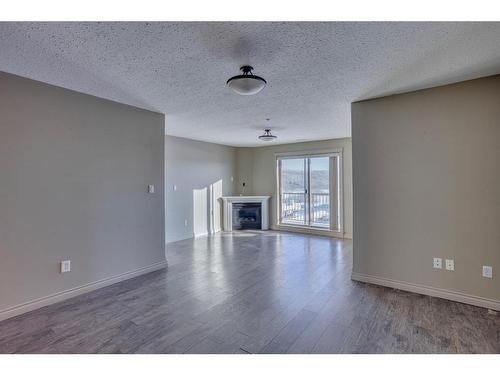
(232, 202, 262, 230)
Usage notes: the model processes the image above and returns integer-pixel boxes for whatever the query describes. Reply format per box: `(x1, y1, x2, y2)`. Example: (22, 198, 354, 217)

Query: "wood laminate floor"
(1, 231, 499, 354)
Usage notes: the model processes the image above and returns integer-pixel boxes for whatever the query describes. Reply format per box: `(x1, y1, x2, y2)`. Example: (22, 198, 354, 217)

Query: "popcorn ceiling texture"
(1, 22, 500, 146)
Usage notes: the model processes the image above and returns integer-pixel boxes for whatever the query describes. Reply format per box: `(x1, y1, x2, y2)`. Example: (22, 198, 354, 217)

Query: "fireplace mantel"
(221, 196, 270, 231)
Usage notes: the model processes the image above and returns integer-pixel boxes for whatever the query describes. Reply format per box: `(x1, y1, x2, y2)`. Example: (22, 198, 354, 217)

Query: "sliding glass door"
(280, 158, 307, 225)
(309, 156, 330, 227)
(278, 153, 340, 230)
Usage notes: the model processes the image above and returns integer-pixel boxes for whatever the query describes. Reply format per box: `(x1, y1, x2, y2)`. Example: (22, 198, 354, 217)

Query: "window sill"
(279, 223, 331, 231)
(275, 223, 345, 238)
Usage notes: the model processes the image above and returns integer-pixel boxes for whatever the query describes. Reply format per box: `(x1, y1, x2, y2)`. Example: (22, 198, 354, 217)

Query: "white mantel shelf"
(221, 196, 271, 231)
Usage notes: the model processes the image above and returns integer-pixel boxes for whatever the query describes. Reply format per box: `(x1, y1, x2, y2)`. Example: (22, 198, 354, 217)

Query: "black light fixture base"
(240, 65, 254, 74)
(258, 128, 277, 141)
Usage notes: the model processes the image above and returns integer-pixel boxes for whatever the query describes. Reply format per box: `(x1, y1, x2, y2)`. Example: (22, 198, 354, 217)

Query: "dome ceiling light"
(258, 129, 277, 142)
(226, 65, 267, 95)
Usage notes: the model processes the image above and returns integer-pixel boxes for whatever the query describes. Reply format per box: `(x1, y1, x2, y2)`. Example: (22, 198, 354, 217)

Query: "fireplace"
(232, 202, 262, 230)
(221, 196, 270, 231)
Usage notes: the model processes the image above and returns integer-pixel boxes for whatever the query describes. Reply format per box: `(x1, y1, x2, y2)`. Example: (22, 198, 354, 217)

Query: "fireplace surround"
(221, 196, 270, 231)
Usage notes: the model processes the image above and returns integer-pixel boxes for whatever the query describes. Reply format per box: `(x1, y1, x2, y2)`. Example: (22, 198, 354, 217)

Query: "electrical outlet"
(184, 219, 188, 227)
(148, 184, 155, 194)
(482, 266, 493, 279)
(445, 259, 454, 271)
(433, 257, 442, 269)
(60, 260, 71, 273)
(173, 185, 177, 191)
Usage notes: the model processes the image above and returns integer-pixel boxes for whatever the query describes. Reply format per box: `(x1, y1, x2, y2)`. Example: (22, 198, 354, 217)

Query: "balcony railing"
(281, 192, 330, 227)
(311, 192, 330, 225)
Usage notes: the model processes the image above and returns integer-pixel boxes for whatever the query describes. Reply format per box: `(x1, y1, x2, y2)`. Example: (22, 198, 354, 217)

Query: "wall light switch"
(445, 259, 454, 271)
(482, 266, 493, 278)
(60, 260, 71, 273)
(148, 185, 155, 194)
(184, 219, 188, 227)
(433, 258, 442, 269)
(173, 185, 177, 191)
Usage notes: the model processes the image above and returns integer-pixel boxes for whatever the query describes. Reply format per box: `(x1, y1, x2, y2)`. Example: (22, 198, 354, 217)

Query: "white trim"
(276, 149, 343, 232)
(337, 150, 344, 233)
(0, 260, 168, 322)
(275, 148, 343, 158)
(351, 272, 500, 311)
(274, 224, 347, 239)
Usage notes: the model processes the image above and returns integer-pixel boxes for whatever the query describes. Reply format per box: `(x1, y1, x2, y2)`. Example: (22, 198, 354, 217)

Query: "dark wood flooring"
(1, 231, 499, 353)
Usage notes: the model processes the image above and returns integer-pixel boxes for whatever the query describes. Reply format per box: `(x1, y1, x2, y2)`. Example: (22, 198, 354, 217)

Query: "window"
(277, 152, 341, 231)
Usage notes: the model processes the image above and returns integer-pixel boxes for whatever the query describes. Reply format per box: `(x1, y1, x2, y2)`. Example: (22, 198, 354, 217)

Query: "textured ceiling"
(1, 22, 500, 146)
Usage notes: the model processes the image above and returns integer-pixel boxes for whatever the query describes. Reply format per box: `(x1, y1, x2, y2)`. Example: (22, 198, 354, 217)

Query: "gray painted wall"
(235, 139, 353, 238)
(352, 75, 500, 301)
(0, 72, 165, 312)
(165, 135, 236, 243)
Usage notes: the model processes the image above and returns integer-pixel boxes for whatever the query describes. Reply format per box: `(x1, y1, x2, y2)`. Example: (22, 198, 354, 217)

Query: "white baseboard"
(0, 260, 168, 322)
(194, 231, 209, 238)
(194, 228, 221, 238)
(351, 272, 500, 311)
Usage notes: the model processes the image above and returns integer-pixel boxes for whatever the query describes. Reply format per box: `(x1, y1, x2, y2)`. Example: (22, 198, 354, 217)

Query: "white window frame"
(275, 148, 343, 233)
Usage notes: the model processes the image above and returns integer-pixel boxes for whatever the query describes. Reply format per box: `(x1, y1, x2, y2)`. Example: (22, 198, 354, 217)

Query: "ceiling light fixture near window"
(227, 65, 267, 95)
(258, 129, 277, 141)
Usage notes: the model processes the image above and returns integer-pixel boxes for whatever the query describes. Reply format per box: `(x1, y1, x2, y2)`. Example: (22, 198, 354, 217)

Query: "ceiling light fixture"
(258, 129, 277, 141)
(227, 66, 267, 95)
